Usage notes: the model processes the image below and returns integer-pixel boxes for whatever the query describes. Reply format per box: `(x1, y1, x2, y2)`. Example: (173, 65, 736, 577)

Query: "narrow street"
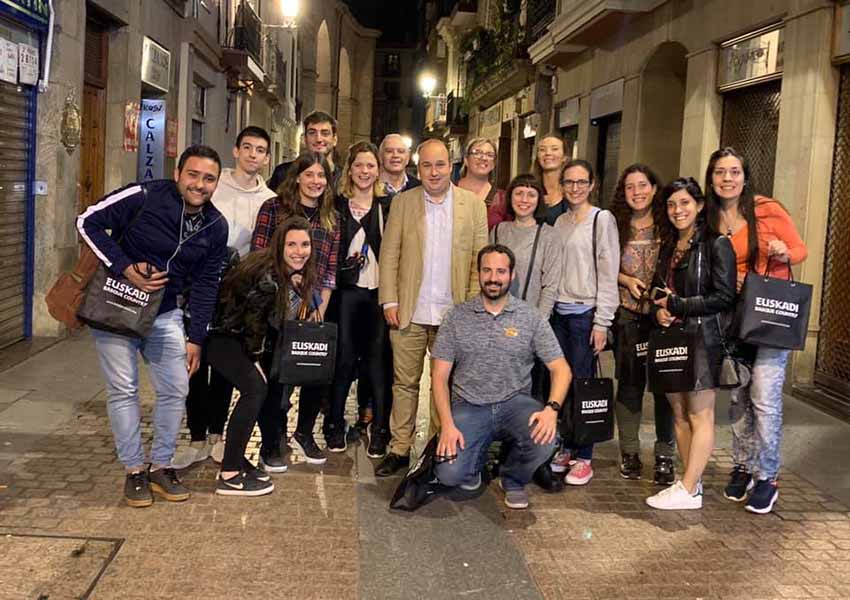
(2, 336, 850, 599)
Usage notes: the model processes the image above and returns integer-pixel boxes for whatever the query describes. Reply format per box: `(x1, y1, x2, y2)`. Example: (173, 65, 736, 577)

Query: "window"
(384, 53, 400, 76)
(192, 81, 207, 143)
(384, 81, 401, 100)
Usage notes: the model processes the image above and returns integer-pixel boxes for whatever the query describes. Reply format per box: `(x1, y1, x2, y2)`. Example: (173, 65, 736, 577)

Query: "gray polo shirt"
(431, 295, 563, 405)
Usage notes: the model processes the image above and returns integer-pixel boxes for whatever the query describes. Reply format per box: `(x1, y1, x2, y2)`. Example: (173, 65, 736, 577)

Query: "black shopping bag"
(614, 316, 651, 387)
(390, 435, 446, 511)
(568, 361, 614, 447)
(737, 268, 812, 351)
(647, 324, 697, 394)
(77, 264, 164, 338)
(278, 311, 337, 386)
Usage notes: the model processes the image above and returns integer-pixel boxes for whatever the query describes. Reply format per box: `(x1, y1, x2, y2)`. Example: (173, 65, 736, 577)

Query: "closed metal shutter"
(815, 65, 850, 400)
(720, 79, 781, 197)
(597, 116, 621, 208)
(0, 81, 29, 348)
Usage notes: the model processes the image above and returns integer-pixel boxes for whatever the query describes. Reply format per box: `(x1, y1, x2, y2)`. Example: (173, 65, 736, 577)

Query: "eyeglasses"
(469, 149, 496, 160)
(561, 179, 590, 189)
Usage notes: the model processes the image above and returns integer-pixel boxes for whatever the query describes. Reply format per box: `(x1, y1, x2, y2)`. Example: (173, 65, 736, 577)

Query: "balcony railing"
(228, 1, 262, 65)
(527, 0, 556, 41)
(446, 91, 468, 133)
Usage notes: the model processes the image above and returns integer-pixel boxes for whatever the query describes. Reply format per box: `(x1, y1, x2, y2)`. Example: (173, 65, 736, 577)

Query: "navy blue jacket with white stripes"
(76, 179, 229, 345)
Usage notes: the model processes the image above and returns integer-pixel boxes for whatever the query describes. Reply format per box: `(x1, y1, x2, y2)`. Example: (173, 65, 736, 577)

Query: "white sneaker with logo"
(646, 480, 703, 510)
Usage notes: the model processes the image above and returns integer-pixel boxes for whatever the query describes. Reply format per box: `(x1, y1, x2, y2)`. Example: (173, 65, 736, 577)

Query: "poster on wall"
(0, 38, 18, 84)
(124, 101, 140, 152)
(18, 43, 37, 85)
(166, 118, 178, 158)
(137, 99, 166, 181)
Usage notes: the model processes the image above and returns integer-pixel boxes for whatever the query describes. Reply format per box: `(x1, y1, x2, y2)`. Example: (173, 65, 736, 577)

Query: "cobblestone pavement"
(1, 336, 850, 599)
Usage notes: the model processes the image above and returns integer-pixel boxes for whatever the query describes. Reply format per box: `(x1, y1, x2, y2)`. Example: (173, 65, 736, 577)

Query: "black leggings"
(206, 335, 267, 472)
(329, 287, 391, 433)
(186, 344, 233, 442)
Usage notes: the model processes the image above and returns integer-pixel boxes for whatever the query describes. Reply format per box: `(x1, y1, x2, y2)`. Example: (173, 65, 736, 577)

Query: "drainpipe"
(37, 0, 54, 93)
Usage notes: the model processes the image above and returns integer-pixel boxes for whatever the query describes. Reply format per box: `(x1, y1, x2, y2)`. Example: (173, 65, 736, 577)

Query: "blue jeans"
(550, 310, 596, 460)
(435, 393, 557, 491)
(729, 346, 790, 480)
(91, 309, 189, 469)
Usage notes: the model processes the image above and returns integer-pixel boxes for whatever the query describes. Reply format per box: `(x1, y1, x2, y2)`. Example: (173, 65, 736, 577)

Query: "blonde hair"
(338, 141, 387, 198)
(459, 137, 497, 179)
(533, 133, 567, 179)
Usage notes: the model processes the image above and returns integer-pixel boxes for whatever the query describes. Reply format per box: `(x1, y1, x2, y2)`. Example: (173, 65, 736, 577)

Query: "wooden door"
(80, 20, 108, 209)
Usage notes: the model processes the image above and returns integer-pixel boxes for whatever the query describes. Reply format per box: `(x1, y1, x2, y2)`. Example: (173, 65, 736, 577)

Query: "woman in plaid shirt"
(251, 152, 341, 466)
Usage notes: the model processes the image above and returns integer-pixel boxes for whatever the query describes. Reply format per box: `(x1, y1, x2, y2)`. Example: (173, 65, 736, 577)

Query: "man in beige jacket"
(375, 139, 488, 477)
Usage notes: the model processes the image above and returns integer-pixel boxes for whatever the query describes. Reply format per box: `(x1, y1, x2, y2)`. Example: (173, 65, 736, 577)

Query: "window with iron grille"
(192, 82, 207, 144)
(385, 53, 400, 77)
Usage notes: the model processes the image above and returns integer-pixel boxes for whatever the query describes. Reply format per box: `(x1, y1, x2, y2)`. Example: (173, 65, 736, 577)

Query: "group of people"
(76, 112, 806, 516)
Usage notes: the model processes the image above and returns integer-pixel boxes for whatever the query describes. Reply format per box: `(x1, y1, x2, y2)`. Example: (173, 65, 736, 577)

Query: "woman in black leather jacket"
(645, 177, 736, 511)
(206, 216, 318, 497)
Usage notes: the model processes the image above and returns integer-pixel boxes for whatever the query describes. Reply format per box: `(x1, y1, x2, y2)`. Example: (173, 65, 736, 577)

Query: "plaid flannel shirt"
(251, 198, 340, 290)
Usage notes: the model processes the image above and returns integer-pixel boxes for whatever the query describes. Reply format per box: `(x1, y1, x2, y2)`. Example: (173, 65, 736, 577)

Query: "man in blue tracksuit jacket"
(76, 145, 228, 508)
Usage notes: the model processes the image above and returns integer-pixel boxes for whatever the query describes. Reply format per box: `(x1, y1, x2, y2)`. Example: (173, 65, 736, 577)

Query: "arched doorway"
(636, 42, 688, 182)
(315, 20, 332, 113)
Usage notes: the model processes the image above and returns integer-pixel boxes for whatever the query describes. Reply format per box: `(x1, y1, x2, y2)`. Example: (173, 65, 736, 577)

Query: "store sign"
(18, 43, 37, 85)
(718, 26, 784, 91)
(137, 99, 166, 181)
(4, 0, 50, 24)
(590, 79, 623, 120)
(166, 117, 178, 158)
(124, 101, 140, 152)
(522, 113, 540, 139)
(0, 38, 17, 84)
(558, 97, 580, 129)
(835, 3, 850, 62)
(141, 37, 171, 93)
(479, 102, 502, 139)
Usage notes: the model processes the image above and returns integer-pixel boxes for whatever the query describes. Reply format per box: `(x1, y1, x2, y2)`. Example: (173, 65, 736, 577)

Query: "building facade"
(523, 0, 847, 410)
(21, 0, 376, 342)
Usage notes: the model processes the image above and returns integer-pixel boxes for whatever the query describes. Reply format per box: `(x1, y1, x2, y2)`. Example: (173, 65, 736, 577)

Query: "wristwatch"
(544, 401, 561, 413)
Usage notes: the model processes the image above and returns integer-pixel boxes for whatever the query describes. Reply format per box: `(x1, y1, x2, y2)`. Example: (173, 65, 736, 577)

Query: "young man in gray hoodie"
(173, 126, 277, 470)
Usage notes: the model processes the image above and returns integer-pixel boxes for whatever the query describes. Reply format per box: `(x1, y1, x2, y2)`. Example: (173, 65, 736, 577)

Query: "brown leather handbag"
(45, 244, 100, 331)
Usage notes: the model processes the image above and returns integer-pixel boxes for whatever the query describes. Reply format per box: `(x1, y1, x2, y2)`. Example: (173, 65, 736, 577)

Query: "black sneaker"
(148, 467, 190, 502)
(243, 458, 272, 482)
(619, 453, 642, 480)
(745, 479, 779, 514)
(215, 471, 274, 497)
(723, 466, 754, 502)
(291, 432, 327, 464)
(124, 471, 153, 508)
(653, 456, 675, 486)
(367, 428, 389, 459)
(325, 426, 347, 454)
(259, 446, 289, 474)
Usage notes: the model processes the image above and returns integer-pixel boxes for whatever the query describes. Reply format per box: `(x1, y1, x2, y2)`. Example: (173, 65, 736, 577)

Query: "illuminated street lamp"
(281, 0, 298, 28)
(419, 72, 437, 98)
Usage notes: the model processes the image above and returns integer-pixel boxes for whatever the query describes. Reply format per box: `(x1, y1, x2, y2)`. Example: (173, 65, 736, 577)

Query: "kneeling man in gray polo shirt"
(432, 244, 572, 509)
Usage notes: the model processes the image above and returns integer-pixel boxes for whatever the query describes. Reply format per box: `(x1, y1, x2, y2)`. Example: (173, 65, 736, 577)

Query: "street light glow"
(281, 0, 299, 19)
(419, 73, 437, 97)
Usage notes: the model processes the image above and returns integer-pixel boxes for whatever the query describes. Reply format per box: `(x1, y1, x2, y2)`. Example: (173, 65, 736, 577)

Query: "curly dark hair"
(610, 163, 668, 250)
(504, 173, 547, 221)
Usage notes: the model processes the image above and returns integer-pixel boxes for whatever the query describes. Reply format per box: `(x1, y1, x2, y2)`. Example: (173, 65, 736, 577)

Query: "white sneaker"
(209, 434, 224, 464)
(646, 480, 703, 510)
(171, 440, 210, 470)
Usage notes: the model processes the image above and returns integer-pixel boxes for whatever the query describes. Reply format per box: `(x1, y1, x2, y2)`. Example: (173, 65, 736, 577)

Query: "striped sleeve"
(76, 184, 145, 276)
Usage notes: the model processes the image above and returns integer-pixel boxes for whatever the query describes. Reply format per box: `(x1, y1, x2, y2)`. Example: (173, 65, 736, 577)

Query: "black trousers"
(206, 335, 267, 472)
(329, 287, 392, 434)
(186, 342, 233, 442)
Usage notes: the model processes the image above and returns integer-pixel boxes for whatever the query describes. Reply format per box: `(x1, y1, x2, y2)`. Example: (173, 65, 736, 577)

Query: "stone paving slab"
(1, 337, 850, 599)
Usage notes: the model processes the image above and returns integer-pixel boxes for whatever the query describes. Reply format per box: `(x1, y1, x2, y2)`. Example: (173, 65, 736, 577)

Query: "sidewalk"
(1, 335, 850, 599)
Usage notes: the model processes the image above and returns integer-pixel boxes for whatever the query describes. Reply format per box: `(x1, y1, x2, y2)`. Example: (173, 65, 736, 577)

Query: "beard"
(481, 281, 510, 300)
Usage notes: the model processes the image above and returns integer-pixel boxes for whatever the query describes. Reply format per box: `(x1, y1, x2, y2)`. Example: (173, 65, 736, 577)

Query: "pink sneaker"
(550, 449, 572, 474)
(566, 459, 593, 485)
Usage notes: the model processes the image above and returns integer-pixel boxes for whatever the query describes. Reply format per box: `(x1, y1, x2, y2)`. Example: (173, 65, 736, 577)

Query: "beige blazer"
(378, 184, 488, 330)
